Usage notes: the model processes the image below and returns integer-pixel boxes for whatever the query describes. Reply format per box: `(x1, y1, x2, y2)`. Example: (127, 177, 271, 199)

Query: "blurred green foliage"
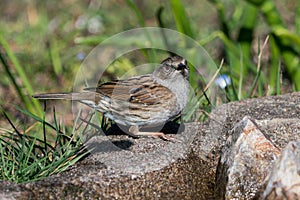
(1, 0, 298, 113)
(206, 0, 300, 96)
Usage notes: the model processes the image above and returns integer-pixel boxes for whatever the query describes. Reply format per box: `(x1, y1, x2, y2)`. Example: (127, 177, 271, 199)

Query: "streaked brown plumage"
(33, 56, 190, 140)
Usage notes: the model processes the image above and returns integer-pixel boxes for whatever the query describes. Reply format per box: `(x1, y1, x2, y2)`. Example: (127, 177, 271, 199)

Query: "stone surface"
(0, 92, 299, 199)
(216, 117, 281, 199)
(260, 141, 300, 200)
(255, 118, 300, 149)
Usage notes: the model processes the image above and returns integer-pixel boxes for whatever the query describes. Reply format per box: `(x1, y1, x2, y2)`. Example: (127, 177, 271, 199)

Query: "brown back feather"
(85, 74, 174, 105)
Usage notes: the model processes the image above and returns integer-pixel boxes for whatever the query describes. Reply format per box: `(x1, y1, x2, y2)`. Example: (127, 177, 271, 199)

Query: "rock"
(259, 141, 300, 200)
(0, 92, 299, 199)
(255, 118, 300, 149)
(215, 116, 281, 199)
(1, 123, 212, 199)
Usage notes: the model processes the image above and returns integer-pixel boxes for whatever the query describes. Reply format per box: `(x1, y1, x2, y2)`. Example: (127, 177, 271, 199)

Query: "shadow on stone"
(86, 139, 134, 153)
(105, 121, 185, 136)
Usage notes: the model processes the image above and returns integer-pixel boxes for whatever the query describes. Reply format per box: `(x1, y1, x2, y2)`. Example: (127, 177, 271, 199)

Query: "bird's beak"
(177, 61, 189, 78)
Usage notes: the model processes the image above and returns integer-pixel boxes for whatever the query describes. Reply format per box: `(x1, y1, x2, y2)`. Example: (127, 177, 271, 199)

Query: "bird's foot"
(128, 126, 179, 142)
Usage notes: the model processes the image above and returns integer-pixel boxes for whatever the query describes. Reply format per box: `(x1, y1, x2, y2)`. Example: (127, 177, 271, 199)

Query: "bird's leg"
(128, 126, 174, 141)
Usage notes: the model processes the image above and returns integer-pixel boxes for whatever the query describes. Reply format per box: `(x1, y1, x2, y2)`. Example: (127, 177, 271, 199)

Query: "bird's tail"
(32, 92, 96, 101)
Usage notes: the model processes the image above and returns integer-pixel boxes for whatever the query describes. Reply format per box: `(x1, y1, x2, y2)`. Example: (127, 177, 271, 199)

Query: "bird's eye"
(177, 63, 186, 71)
(164, 64, 172, 72)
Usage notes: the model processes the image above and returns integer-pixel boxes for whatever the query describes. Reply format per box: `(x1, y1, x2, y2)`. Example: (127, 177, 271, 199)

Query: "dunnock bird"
(33, 56, 190, 140)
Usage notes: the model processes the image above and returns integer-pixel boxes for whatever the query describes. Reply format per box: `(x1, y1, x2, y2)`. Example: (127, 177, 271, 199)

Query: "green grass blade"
(0, 33, 43, 115)
(269, 35, 281, 95)
(199, 31, 258, 74)
(228, 56, 239, 101)
(236, 3, 258, 77)
(249, 0, 300, 90)
(124, 0, 157, 60)
(296, 0, 300, 35)
(125, 0, 146, 27)
(170, 0, 195, 39)
(15, 105, 63, 134)
(1, 106, 86, 183)
(48, 38, 63, 76)
(238, 45, 244, 100)
(0, 51, 32, 112)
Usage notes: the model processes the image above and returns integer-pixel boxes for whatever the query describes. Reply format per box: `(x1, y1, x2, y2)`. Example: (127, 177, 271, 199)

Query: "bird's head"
(153, 56, 190, 81)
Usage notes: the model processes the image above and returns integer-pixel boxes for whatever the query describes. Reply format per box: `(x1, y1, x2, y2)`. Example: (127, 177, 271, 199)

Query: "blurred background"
(0, 0, 299, 124)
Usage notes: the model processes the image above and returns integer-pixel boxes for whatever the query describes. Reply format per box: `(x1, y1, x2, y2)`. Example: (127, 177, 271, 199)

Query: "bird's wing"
(84, 75, 175, 105)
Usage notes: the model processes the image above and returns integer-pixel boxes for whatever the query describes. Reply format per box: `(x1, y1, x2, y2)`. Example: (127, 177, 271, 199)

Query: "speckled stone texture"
(260, 141, 300, 199)
(216, 117, 281, 199)
(0, 92, 299, 199)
